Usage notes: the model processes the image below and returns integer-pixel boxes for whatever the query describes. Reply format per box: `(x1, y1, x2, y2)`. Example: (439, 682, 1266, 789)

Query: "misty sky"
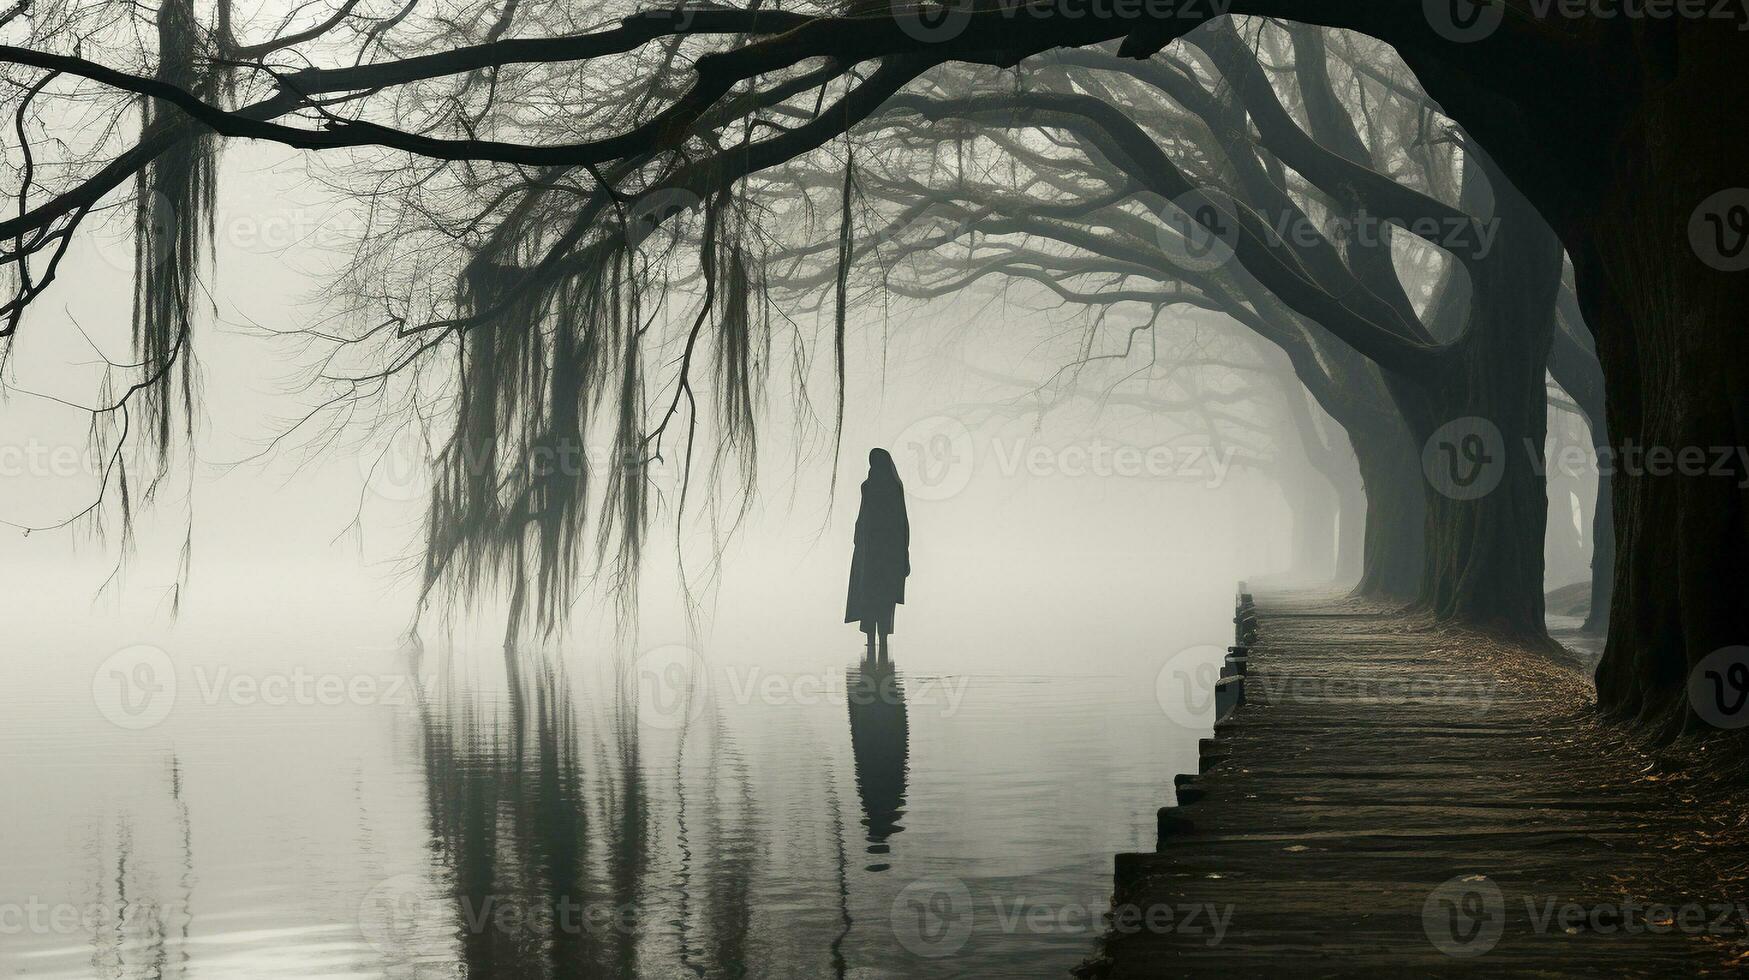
(0, 140, 1293, 664)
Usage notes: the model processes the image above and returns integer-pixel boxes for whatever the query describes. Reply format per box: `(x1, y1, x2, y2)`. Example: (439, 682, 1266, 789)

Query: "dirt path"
(1082, 590, 1749, 977)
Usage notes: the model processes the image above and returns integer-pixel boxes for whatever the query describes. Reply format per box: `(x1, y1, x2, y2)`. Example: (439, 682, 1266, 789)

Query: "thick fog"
(1, 140, 1293, 673)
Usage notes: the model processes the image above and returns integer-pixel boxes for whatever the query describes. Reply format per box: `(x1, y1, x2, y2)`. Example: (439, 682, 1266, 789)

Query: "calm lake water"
(1, 584, 1229, 979)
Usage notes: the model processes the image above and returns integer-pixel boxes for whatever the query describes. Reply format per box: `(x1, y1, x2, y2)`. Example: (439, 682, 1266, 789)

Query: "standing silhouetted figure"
(845, 448, 910, 660)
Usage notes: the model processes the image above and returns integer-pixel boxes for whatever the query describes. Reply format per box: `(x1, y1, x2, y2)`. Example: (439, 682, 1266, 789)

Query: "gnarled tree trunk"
(1574, 29, 1749, 733)
(1586, 465, 1616, 636)
(1348, 411, 1426, 601)
(1389, 161, 1563, 638)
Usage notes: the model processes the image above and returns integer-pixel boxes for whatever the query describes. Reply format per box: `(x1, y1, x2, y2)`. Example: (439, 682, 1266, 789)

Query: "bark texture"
(1572, 28, 1749, 732)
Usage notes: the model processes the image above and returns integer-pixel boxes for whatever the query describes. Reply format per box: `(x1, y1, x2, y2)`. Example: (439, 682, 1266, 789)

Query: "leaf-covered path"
(1085, 590, 1749, 977)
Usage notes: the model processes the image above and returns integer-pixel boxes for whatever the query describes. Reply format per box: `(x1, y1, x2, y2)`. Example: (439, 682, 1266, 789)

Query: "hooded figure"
(845, 448, 910, 653)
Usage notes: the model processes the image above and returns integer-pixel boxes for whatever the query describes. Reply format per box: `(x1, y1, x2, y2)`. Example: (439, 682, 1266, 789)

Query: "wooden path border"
(1079, 587, 1749, 978)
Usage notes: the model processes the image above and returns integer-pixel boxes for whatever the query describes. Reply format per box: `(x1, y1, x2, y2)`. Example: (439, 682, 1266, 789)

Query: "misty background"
(0, 55, 1615, 980)
(1, 138, 1293, 658)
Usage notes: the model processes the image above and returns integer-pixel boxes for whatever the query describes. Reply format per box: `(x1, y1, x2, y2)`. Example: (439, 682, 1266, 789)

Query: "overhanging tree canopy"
(2, 1, 1743, 735)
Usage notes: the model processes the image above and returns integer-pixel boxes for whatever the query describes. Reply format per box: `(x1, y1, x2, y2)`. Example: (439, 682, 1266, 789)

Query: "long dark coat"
(844, 478, 910, 629)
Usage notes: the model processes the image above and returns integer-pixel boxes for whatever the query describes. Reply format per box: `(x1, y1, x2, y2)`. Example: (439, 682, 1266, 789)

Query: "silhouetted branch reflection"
(82, 757, 192, 978)
(409, 654, 760, 978)
(414, 660, 633, 977)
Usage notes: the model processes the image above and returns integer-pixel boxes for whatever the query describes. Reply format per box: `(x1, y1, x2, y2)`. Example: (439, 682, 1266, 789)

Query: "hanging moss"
(132, 0, 223, 470)
(418, 185, 779, 640)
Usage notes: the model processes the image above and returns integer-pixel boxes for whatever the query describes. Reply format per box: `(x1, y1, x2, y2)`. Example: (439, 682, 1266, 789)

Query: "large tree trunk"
(1395, 376, 1551, 637)
(1347, 413, 1425, 601)
(1574, 29, 1749, 733)
(1390, 165, 1564, 639)
(1585, 464, 1615, 635)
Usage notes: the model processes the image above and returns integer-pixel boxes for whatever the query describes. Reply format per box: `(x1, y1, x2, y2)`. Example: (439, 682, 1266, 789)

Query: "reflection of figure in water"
(846, 657, 909, 872)
(845, 448, 910, 660)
